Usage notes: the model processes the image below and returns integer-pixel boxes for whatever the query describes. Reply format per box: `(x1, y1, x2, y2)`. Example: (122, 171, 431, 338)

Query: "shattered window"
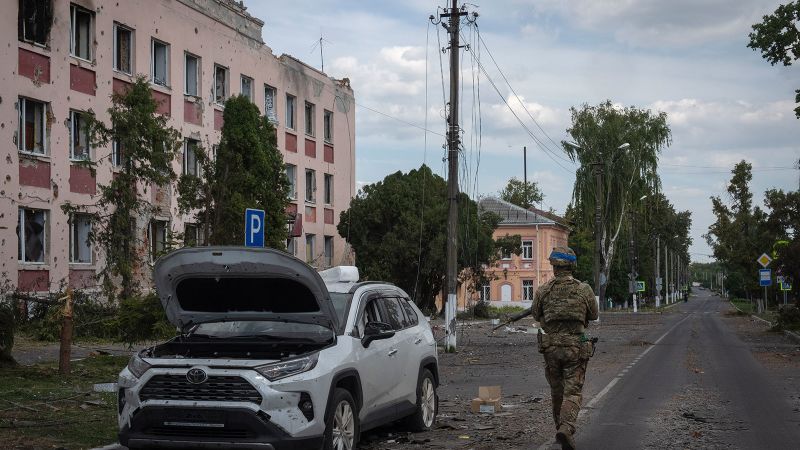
(324, 173, 333, 204)
(183, 139, 199, 176)
(286, 164, 297, 199)
(184, 223, 199, 247)
(286, 94, 296, 130)
(214, 64, 228, 103)
(305, 169, 316, 203)
(324, 110, 333, 143)
(305, 101, 315, 136)
(70, 4, 93, 60)
(241, 75, 253, 101)
(305, 233, 315, 264)
(324, 236, 333, 267)
(149, 219, 169, 261)
(18, 97, 47, 155)
(70, 110, 91, 161)
(111, 139, 124, 168)
(151, 39, 169, 86)
(113, 23, 133, 74)
(18, 208, 47, 263)
(264, 85, 277, 123)
(18, 0, 52, 46)
(69, 213, 92, 264)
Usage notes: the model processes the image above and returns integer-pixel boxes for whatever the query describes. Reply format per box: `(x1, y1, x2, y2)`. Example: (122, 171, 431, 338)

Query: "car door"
(354, 293, 405, 420)
(377, 296, 418, 405)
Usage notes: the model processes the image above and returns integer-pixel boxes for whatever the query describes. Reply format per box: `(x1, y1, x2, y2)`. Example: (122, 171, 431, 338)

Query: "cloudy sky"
(245, 0, 799, 263)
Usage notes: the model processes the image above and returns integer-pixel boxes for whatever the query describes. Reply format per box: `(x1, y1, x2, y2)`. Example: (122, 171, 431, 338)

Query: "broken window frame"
(324, 109, 333, 143)
(324, 235, 333, 267)
(286, 94, 296, 130)
(304, 101, 315, 137)
(214, 64, 229, 104)
(522, 280, 535, 301)
(69, 110, 91, 161)
(149, 219, 169, 262)
(69, 213, 92, 264)
(18, 208, 47, 264)
(286, 163, 297, 199)
(305, 233, 316, 264)
(18, 0, 53, 47)
(151, 38, 170, 87)
(69, 3, 93, 61)
(113, 22, 133, 74)
(264, 84, 278, 123)
(183, 138, 199, 176)
(305, 168, 316, 203)
(184, 52, 200, 96)
(184, 222, 201, 247)
(323, 173, 333, 205)
(17, 97, 48, 156)
(240, 75, 253, 101)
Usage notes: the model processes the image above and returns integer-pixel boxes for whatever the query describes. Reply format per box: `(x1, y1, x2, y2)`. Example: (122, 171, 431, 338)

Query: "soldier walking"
(532, 247, 598, 450)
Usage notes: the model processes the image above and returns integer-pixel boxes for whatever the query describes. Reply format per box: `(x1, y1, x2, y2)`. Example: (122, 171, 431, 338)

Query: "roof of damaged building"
(479, 197, 569, 228)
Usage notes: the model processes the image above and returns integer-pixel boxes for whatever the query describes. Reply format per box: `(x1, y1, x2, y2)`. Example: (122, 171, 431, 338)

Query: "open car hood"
(153, 247, 337, 331)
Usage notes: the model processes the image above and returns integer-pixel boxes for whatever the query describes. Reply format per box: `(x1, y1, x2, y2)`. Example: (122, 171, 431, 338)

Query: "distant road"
(576, 290, 800, 449)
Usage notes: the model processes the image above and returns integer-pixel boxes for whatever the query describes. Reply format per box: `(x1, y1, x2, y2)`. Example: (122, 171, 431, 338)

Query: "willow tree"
(562, 100, 671, 304)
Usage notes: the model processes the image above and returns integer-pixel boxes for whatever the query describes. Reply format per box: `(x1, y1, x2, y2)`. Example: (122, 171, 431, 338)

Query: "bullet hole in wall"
(195, 27, 198, 34)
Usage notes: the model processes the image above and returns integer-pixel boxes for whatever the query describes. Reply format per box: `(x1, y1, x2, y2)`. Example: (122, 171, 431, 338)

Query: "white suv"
(117, 247, 438, 450)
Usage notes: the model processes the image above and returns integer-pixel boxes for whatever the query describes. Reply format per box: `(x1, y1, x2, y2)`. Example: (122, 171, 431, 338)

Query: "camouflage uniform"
(532, 247, 598, 450)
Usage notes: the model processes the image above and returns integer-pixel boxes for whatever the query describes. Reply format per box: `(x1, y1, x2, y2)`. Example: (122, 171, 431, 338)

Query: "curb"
(784, 330, 800, 344)
(729, 301, 773, 326)
(661, 302, 681, 310)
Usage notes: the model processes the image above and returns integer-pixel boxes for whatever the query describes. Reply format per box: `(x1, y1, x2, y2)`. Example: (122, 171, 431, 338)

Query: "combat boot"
(555, 424, 576, 450)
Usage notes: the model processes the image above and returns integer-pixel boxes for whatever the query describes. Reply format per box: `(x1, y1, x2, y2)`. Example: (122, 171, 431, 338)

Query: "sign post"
(244, 208, 265, 248)
(757, 253, 772, 313)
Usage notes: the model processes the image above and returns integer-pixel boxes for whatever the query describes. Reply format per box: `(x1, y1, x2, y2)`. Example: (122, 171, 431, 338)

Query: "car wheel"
(324, 388, 359, 450)
(406, 368, 438, 431)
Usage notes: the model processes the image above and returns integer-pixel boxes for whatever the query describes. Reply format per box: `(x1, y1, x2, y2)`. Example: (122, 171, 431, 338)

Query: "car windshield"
(192, 320, 334, 342)
(330, 292, 352, 327)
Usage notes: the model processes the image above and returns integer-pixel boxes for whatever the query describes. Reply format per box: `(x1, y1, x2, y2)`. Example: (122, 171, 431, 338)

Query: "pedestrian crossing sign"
(636, 281, 646, 292)
(781, 282, 792, 291)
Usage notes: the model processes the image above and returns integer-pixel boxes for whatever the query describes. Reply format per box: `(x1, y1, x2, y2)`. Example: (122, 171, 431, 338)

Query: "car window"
(401, 298, 419, 326)
(355, 298, 384, 337)
(380, 297, 407, 331)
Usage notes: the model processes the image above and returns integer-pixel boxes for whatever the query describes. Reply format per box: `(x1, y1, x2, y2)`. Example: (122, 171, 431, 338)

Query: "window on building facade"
(522, 240, 534, 259)
(70, 4, 93, 60)
(305, 169, 316, 203)
(184, 223, 200, 247)
(69, 110, 91, 161)
(324, 110, 333, 143)
(184, 53, 199, 96)
(264, 85, 277, 123)
(286, 94, 296, 130)
(69, 213, 92, 264)
(304, 102, 315, 136)
(286, 164, 297, 199)
(18, 208, 47, 263)
(241, 75, 253, 101)
(183, 139, 199, 176)
(151, 39, 169, 86)
(523, 280, 535, 301)
(305, 233, 315, 264)
(324, 236, 333, 267)
(324, 173, 333, 205)
(18, 0, 52, 46)
(111, 140, 125, 168)
(18, 97, 47, 155)
(149, 219, 168, 261)
(481, 284, 491, 302)
(113, 23, 133, 74)
(214, 64, 228, 103)
(287, 237, 296, 256)
(501, 247, 512, 260)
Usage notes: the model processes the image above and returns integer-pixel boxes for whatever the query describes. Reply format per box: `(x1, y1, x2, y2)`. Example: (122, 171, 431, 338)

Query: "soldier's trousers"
(542, 344, 590, 434)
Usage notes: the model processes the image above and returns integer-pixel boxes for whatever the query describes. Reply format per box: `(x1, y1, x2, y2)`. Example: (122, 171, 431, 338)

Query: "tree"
(338, 165, 506, 312)
(562, 100, 672, 305)
(80, 76, 180, 299)
(178, 95, 289, 248)
(764, 188, 800, 298)
(748, 2, 800, 118)
(499, 177, 543, 209)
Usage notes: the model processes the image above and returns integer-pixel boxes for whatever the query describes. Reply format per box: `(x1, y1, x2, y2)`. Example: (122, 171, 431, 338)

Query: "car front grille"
(140, 374, 262, 404)
(148, 426, 254, 439)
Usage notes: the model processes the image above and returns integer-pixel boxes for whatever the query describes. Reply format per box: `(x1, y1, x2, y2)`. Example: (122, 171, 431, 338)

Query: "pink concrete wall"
(2, 0, 356, 292)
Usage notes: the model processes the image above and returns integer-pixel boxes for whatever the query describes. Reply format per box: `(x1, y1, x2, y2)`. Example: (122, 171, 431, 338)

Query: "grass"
(729, 298, 780, 323)
(0, 354, 127, 450)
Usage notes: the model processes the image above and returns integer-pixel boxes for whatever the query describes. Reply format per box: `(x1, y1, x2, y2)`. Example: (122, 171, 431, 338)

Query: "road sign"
(781, 282, 792, 291)
(777, 275, 785, 284)
(759, 269, 771, 287)
(636, 281, 646, 292)
(757, 253, 772, 268)
(244, 208, 265, 247)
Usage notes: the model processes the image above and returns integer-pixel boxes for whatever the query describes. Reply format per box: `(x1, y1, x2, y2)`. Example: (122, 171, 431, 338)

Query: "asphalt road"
(575, 290, 800, 449)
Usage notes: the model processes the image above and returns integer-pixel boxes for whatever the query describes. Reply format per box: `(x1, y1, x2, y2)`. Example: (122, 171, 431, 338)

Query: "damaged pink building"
(3, 0, 356, 293)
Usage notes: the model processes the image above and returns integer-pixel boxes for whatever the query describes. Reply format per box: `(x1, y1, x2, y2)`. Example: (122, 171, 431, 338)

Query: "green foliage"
(0, 301, 15, 366)
(180, 95, 289, 249)
(748, 2, 800, 118)
(764, 188, 800, 298)
(115, 294, 175, 347)
(338, 165, 502, 312)
(774, 304, 800, 331)
(499, 177, 543, 209)
(80, 76, 180, 298)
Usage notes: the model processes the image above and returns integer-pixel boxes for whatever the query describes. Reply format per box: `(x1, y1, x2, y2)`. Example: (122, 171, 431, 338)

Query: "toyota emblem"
(186, 368, 208, 384)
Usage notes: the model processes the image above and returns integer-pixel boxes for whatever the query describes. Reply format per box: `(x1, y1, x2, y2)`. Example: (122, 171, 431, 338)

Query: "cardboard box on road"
(471, 386, 502, 414)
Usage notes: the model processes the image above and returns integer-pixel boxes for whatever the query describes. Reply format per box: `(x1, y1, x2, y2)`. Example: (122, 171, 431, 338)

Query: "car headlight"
(255, 354, 319, 381)
(127, 353, 151, 378)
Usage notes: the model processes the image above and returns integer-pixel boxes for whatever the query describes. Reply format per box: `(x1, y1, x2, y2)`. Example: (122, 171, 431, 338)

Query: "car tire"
(323, 388, 359, 450)
(405, 368, 438, 431)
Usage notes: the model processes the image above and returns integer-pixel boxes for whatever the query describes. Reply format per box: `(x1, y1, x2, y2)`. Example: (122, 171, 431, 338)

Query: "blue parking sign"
(245, 208, 265, 247)
(759, 269, 771, 287)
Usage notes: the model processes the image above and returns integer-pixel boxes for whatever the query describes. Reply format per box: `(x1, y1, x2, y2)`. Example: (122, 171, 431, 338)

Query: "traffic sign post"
(757, 253, 772, 268)
(636, 281, 646, 292)
(759, 268, 771, 313)
(244, 208, 265, 248)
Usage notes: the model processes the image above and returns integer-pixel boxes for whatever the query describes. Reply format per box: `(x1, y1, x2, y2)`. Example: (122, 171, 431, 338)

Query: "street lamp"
(563, 141, 629, 311)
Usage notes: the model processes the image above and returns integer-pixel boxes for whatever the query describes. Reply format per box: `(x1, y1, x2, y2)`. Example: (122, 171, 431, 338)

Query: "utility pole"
(523, 146, 528, 206)
(655, 236, 660, 308)
(435, 1, 471, 352)
(628, 209, 637, 312)
(593, 162, 604, 310)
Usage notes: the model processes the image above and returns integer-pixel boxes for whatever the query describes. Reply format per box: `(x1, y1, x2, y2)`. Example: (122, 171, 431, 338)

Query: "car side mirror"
(361, 321, 395, 348)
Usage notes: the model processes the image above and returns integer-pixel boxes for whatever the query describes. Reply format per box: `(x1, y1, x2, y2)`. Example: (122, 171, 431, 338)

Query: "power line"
(354, 102, 445, 137)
